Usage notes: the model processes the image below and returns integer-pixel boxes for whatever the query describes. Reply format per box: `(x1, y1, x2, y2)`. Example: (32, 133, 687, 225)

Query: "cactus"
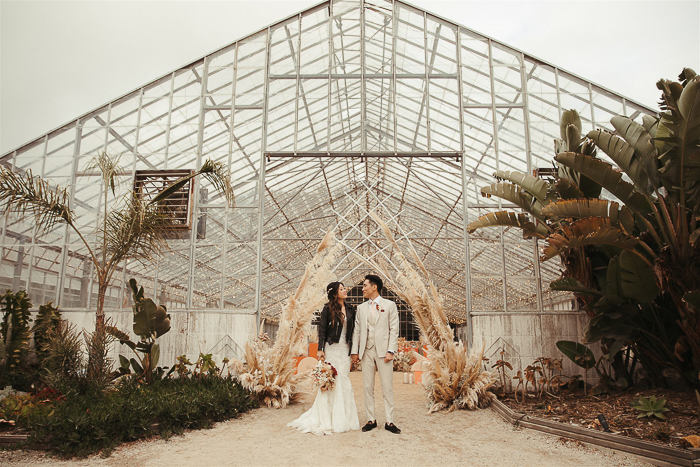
(0, 291, 32, 376)
(32, 301, 61, 363)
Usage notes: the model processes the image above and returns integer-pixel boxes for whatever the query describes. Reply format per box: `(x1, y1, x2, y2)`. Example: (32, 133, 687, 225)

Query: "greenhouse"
(0, 0, 657, 370)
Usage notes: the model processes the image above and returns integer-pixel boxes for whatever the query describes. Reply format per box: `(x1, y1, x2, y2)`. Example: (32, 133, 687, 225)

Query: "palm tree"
(0, 153, 234, 334)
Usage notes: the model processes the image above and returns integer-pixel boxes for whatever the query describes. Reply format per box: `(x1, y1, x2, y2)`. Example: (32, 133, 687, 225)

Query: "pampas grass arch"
(236, 217, 495, 412)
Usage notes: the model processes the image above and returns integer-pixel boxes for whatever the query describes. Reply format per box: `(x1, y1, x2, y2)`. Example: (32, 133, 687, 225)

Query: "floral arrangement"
(393, 338, 423, 372)
(392, 350, 413, 372)
(310, 360, 337, 392)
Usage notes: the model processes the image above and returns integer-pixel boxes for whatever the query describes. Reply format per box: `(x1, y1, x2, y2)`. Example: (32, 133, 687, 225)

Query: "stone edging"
(490, 399, 700, 467)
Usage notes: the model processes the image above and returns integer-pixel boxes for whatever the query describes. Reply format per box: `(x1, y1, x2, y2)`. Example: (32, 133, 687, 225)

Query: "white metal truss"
(0, 0, 657, 341)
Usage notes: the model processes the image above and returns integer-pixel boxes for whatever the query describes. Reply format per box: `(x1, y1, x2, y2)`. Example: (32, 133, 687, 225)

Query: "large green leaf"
(556, 340, 596, 369)
(611, 116, 660, 188)
(130, 358, 144, 374)
(151, 343, 160, 369)
(119, 354, 130, 370)
(656, 78, 700, 198)
(642, 115, 659, 138)
(480, 183, 544, 220)
(555, 152, 649, 213)
(493, 170, 549, 203)
(133, 298, 158, 337)
(679, 68, 698, 85)
(588, 128, 654, 195)
(560, 109, 582, 140)
(466, 211, 548, 238)
(542, 198, 610, 218)
(619, 250, 659, 303)
(583, 312, 635, 344)
(554, 179, 584, 199)
(606, 256, 622, 299)
(542, 218, 639, 261)
(541, 199, 634, 233)
(549, 277, 603, 297)
(566, 123, 582, 152)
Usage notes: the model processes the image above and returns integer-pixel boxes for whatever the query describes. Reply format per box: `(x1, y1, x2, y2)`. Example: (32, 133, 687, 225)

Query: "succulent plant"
(632, 395, 670, 420)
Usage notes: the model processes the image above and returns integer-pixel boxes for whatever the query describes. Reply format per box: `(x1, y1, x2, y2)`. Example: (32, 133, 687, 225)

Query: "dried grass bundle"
(237, 229, 342, 408)
(370, 212, 496, 412)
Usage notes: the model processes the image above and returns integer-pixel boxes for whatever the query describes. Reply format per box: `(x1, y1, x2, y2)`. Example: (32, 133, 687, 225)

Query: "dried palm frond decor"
(236, 229, 342, 408)
(369, 212, 496, 412)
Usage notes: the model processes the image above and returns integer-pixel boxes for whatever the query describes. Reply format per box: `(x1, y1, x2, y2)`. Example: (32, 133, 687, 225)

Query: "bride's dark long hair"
(326, 281, 344, 325)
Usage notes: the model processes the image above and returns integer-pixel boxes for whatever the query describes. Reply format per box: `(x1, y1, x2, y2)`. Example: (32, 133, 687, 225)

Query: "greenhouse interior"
(0, 0, 656, 371)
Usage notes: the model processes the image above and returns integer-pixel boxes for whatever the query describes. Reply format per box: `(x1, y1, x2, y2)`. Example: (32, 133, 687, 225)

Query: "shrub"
(24, 375, 258, 457)
(41, 319, 117, 397)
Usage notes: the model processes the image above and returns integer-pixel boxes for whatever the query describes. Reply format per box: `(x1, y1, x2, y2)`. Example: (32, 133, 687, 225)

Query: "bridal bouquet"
(310, 360, 337, 392)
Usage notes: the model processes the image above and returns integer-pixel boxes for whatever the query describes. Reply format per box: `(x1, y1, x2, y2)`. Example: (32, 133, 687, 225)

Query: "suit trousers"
(361, 344, 394, 424)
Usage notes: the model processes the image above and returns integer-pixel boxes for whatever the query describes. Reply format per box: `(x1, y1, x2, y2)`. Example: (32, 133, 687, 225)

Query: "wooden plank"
(0, 434, 28, 443)
(517, 419, 692, 466)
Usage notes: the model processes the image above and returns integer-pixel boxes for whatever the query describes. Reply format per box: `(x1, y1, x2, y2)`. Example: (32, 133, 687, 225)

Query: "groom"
(351, 274, 401, 434)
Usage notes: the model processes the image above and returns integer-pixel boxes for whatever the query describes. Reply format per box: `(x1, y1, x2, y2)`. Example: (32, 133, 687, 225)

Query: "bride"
(288, 282, 360, 434)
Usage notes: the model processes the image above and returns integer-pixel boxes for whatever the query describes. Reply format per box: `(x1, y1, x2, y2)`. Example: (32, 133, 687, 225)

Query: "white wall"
(57, 310, 257, 370)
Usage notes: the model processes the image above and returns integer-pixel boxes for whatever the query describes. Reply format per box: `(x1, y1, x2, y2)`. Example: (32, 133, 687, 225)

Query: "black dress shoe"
(385, 422, 401, 434)
(361, 420, 377, 432)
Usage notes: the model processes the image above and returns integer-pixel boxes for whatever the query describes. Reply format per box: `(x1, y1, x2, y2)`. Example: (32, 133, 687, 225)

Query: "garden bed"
(0, 376, 258, 457)
(498, 389, 699, 449)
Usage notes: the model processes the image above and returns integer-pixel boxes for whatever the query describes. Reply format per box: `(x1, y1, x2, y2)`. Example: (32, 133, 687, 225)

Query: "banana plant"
(106, 278, 172, 384)
(551, 69, 700, 374)
(467, 109, 612, 313)
(468, 68, 700, 384)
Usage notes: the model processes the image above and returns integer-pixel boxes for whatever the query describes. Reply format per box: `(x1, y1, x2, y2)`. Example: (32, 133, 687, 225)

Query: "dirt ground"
(2, 372, 652, 466)
(500, 388, 700, 449)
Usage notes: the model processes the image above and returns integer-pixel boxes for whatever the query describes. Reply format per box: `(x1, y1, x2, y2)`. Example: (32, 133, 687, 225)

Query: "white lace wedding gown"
(288, 317, 360, 435)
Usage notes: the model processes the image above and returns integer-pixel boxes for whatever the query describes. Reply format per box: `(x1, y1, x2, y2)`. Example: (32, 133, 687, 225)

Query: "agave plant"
(0, 153, 234, 334)
(468, 68, 700, 383)
(632, 395, 670, 420)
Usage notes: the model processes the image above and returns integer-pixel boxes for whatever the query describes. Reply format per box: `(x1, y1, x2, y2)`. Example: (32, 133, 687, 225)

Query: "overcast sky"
(1, 0, 698, 155)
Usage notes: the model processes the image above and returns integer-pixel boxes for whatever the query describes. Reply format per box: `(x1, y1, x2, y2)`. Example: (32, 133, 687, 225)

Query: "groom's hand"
(384, 352, 394, 363)
(351, 354, 359, 363)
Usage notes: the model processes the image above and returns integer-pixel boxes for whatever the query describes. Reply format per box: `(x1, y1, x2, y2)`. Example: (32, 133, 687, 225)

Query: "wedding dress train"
(287, 318, 360, 435)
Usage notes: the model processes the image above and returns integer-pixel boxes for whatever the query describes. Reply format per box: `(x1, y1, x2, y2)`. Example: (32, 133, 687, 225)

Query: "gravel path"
(2, 372, 650, 466)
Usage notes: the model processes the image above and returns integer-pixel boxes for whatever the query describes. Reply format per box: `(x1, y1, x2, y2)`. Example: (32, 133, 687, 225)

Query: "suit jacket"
(317, 303, 356, 354)
(351, 297, 399, 360)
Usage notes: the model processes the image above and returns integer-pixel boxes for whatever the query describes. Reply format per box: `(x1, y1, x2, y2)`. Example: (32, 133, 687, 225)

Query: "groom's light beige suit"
(351, 296, 399, 424)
